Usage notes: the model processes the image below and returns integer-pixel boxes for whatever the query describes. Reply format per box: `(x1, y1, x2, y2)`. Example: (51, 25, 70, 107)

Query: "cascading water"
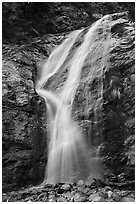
(36, 15, 112, 184)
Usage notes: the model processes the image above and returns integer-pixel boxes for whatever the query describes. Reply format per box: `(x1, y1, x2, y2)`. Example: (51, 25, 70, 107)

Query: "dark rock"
(57, 188, 65, 194)
(3, 2, 135, 43)
(2, 194, 8, 202)
(2, 34, 64, 192)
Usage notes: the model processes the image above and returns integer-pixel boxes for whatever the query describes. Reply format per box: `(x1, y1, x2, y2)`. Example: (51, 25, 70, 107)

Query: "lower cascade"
(36, 89, 90, 183)
(36, 14, 112, 184)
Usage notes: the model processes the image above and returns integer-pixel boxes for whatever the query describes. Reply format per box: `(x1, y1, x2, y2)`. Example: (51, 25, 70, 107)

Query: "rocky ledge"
(2, 179, 135, 202)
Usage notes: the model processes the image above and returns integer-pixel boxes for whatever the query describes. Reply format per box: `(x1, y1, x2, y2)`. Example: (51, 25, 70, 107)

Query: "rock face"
(2, 12, 135, 192)
(75, 13, 134, 181)
(2, 34, 66, 192)
(102, 15, 135, 179)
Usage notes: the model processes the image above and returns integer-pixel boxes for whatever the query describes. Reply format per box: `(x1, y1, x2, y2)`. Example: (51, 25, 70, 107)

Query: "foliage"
(2, 2, 135, 42)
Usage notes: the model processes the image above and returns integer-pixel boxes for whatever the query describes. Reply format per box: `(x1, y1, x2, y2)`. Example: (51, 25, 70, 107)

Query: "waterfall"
(36, 15, 112, 184)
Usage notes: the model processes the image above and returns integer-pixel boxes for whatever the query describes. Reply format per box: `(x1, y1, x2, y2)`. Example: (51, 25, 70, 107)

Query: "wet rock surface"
(2, 34, 66, 192)
(2, 180, 135, 202)
(72, 13, 135, 183)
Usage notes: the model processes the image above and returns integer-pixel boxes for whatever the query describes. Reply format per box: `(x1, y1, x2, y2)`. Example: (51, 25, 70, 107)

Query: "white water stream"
(36, 15, 112, 184)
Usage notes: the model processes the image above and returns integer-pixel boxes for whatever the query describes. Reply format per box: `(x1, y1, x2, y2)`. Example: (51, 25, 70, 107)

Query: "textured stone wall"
(2, 35, 65, 192)
(102, 16, 135, 179)
(72, 13, 135, 181)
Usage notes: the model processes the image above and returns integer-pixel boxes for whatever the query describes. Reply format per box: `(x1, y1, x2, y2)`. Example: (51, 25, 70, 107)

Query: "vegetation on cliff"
(3, 2, 134, 42)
